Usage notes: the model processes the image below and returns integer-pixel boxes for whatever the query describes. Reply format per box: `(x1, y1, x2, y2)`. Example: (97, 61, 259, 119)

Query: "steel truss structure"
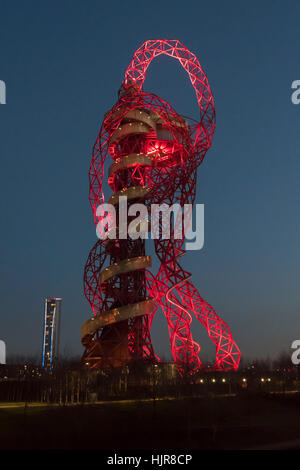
(81, 39, 240, 372)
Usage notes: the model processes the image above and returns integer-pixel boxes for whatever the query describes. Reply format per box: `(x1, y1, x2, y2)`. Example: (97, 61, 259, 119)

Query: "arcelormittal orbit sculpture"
(81, 39, 240, 372)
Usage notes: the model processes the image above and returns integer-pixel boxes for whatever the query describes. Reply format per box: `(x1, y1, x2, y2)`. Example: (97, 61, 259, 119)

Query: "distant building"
(42, 298, 62, 369)
(0, 340, 5, 364)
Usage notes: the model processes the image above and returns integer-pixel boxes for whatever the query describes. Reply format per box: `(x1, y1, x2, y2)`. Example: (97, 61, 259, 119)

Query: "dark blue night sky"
(0, 0, 299, 361)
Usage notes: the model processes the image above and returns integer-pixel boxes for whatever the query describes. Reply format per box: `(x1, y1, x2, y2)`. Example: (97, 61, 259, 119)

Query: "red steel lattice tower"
(81, 39, 241, 372)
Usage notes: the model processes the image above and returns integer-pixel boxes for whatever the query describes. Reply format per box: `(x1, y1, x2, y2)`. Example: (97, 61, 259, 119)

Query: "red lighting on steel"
(82, 39, 240, 372)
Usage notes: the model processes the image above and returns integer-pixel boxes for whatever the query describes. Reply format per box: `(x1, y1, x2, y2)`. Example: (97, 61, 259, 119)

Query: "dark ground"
(1, 393, 300, 450)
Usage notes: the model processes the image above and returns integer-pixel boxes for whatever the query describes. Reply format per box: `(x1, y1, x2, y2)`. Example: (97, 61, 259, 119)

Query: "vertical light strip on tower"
(42, 297, 62, 369)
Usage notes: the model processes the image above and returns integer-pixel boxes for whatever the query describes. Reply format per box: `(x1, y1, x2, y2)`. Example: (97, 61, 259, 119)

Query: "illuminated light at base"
(82, 39, 241, 373)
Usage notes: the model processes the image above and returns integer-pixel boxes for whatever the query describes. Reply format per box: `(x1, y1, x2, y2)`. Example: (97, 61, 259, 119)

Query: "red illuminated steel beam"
(82, 39, 240, 372)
